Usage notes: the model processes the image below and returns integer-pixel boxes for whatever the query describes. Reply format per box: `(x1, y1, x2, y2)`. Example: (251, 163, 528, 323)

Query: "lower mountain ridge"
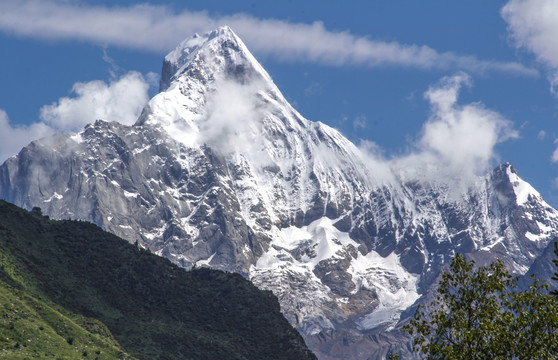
(0, 199, 316, 360)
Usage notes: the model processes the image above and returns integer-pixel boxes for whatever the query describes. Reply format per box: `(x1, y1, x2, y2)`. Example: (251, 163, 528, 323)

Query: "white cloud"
(0, 0, 536, 76)
(197, 78, 277, 168)
(502, 0, 558, 93)
(417, 73, 518, 178)
(40, 71, 152, 131)
(201, 78, 263, 154)
(359, 73, 518, 190)
(0, 71, 152, 163)
(359, 140, 398, 185)
(0, 109, 55, 162)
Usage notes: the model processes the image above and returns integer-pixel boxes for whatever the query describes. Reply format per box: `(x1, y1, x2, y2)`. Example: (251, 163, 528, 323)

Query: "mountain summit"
(138, 25, 278, 145)
(2, 27, 558, 359)
(158, 26, 269, 92)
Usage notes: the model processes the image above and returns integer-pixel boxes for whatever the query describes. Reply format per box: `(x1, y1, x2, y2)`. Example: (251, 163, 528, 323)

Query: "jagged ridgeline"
(0, 200, 316, 360)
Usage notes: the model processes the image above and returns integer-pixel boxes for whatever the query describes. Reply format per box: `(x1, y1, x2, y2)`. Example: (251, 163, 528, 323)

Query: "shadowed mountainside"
(0, 200, 316, 360)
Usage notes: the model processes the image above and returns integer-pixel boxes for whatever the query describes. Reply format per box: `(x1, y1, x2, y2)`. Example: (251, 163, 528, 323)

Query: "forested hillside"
(0, 200, 316, 360)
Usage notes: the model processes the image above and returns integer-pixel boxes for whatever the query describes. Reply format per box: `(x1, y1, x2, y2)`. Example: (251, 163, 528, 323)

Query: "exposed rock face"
(2, 26, 558, 359)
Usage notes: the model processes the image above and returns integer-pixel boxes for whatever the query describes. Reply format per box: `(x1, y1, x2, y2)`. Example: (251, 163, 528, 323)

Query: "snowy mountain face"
(2, 26, 558, 359)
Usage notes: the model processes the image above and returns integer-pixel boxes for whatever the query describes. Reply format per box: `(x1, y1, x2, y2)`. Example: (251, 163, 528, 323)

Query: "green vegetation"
(0, 280, 134, 359)
(0, 200, 316, 360)
(403, 254, 558, 359)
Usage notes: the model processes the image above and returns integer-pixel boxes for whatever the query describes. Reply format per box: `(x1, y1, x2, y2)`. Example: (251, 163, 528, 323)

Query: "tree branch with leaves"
(403, 253, 558, 360)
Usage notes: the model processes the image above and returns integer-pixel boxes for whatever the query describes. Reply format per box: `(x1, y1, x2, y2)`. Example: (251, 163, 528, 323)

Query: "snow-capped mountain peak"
(135, 27, 371, 238)
(503, 164, 542, 206)
(137, 26, 303, 153)
(159, 25, 271, 92)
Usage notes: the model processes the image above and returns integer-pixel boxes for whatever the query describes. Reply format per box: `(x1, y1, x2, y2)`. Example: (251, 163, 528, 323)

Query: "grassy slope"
(0, 281, 135, 359)
(0, 200, 316, 360)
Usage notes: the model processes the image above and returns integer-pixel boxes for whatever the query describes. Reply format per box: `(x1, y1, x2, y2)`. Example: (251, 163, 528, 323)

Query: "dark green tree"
(404, 254, 558, 359)
(551, 241, 558, 297)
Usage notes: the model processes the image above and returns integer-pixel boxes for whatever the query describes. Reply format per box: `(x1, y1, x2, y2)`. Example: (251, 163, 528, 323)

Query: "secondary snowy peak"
(503, 164, 542, 206)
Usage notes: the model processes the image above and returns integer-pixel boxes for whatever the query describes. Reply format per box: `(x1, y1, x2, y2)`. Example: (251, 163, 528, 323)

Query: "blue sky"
(1, 1, 558, 205)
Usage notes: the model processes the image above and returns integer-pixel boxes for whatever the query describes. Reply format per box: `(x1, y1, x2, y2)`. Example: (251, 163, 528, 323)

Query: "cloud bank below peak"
(0, 0, 537, 76)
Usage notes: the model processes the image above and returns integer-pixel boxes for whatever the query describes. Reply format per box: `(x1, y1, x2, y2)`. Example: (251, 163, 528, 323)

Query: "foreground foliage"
(403, 254, 558, 360)
(0, 200, 316, 360)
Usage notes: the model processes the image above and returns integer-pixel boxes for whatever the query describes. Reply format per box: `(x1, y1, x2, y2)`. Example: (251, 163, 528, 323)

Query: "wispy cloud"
(0, 0, 537, 76)
(353, 115, 367, 131)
